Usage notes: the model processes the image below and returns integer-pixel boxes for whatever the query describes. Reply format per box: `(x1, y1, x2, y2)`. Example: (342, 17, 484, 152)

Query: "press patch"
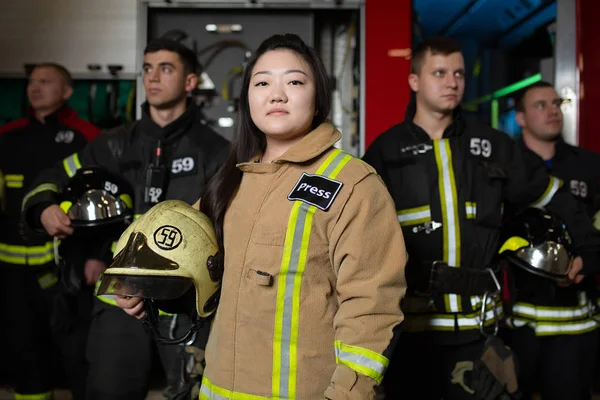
(288, 173, 343, 211)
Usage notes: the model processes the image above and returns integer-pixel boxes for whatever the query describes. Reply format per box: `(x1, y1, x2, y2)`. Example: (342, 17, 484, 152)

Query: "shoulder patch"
(288, 173, 343, 211)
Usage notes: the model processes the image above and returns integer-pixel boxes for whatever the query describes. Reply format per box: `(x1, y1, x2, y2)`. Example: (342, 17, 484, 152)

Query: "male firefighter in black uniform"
(501, 81, 600, 399)
(0, 63, 100, 399)
(363, 36, 600, 400)
(22, 38, 229, 399)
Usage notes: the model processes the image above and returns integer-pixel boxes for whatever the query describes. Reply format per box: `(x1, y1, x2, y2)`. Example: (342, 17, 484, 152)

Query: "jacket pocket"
(246, 268, 274, 287)
(473, 160, 506, 228)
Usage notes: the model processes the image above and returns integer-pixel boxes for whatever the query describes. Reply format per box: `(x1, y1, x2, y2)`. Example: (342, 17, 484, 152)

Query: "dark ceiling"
(413, 0, 556, 49)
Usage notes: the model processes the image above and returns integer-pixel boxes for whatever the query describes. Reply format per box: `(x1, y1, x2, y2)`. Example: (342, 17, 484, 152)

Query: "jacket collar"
(404, 96, 465, 141)
(517, 135, 569, 160)
(138, 101, 198, 143)
(237, 122, 341, 171)
(28, 105, 76, 126)
(276, 122, 341, 163)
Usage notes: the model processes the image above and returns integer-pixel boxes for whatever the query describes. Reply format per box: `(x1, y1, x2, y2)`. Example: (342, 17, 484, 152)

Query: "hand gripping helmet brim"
(97, 200, 221, 318)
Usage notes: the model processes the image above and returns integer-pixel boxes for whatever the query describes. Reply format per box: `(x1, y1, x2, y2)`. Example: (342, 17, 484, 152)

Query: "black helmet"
(56, 167, 134, 294)
(498, 208, 573, 281)
(58, 166, 133, 228)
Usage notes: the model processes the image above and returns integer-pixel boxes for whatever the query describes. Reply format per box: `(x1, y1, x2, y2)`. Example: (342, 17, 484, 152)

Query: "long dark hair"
(201, 33, 332, 252)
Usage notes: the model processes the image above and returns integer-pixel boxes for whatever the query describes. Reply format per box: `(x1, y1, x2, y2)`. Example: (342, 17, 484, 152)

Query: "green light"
(465, 73, 543, 108)
(493, 73, 542, 99)
(491, 99, 499, 129)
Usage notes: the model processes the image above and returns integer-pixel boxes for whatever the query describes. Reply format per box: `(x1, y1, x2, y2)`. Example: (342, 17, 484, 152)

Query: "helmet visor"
(97, 274, 193, 299)
(97, 231, 188, 298)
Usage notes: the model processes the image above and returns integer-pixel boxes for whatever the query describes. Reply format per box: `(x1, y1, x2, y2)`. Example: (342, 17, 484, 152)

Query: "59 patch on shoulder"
(287, 173, 343, 211)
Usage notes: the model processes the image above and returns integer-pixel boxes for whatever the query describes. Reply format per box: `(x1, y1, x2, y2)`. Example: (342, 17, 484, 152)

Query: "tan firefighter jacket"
(199, 122, 407, 400)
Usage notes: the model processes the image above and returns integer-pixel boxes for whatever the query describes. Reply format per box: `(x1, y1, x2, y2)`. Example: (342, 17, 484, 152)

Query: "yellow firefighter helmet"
(97, 199, 222, 318)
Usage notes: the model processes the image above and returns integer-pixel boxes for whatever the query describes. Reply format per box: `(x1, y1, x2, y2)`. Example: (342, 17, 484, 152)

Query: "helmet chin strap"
(140, 299, 205, 345)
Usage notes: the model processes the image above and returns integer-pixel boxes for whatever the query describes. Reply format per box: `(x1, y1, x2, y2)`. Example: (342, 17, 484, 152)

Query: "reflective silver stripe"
(531, 176, 562, 209)
(510, 317, 598, 335)
(27, 243, 56, 266)
(397, 206, 431, 226)
(402, 294, 502, 332)
(21, 183, 57, 211)
(434, 140, 461, 312)
(63, 153, 82, 178)
(512, 292, 593, 320)
(334, 341, 388, 383)
(272, 149, 351, 399)
(465, 202, 476, 219)
(0, 242, 55, 266)
(403, 303, 504, 332)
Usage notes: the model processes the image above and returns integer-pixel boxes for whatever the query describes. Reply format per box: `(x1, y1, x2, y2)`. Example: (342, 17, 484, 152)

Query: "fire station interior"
(0, 0, 599, 398)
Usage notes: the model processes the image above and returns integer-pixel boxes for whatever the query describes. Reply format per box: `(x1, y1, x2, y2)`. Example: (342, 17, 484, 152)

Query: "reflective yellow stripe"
(433, 140, 462, 312)
(334, 340, 389, 383)
(62, 153, 82, 178)
(14, 392, 53, 400)
(397, 205, 431, 226)
(21, 183, 57, 211)
(0, 241, 55, 266)
(403, 304, 503, 332)
(200, 376, 269, 399)
(465, 201, 476, 219)
(6, 174, 24, 180)
(273, 149, 351, 399)
(5, 174, 24, 188)
(531, 176, 562, 209)
(509, 317, 598, 336)
(512, 292, 597, 322)
(37, 271, 59, 289)
(402, 294, 502, 332)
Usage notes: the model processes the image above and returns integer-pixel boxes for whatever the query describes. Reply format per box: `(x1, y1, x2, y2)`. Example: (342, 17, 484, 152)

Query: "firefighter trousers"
(86, 298, 210, 400)
(383, 332, 487, 400)
(502, 326, 599, 400)
(0, 264, 90, 399)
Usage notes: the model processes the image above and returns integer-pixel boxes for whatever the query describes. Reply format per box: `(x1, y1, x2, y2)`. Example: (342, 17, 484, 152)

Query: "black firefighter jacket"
(0, 106, 100, 271)
(21, 102, 229, 304)
(363, 101, 600, 343)
(508, 137, 600, 336)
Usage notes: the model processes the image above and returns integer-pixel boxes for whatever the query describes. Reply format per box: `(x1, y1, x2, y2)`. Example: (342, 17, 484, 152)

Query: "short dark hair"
(144, 38, 199, 75)
(411, 36, 462, 75)
(515, 81, 555, 112)
(31, 63, 72, 86)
